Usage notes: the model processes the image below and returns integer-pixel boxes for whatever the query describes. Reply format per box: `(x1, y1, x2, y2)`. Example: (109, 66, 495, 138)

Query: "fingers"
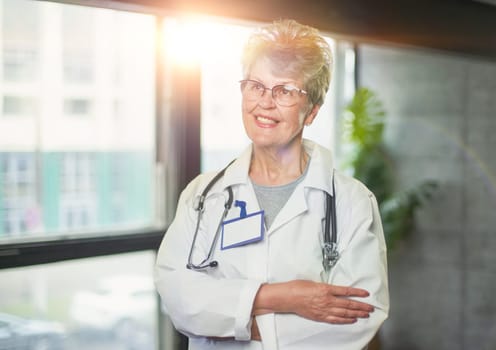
(321, 284, 375, 324)
(334, 297, 375, 313)
(251, 317, 261, 341)
(288, 280, 375, 324)
(323, 305, 372, 324)
(329, 285, 370, 298)
(327, 285, 374, 311)
(330, 306, 371, 319)
(325, 315, 359, 324)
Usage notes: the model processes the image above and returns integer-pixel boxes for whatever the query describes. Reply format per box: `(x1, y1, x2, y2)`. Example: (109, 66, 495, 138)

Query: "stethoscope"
(186, 161, 340, 276)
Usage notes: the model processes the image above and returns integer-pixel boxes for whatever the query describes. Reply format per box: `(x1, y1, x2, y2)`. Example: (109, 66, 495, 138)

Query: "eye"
(252, 82, 265, 91)
(276, 85, 296, 97)
(281, 86, 293, 95)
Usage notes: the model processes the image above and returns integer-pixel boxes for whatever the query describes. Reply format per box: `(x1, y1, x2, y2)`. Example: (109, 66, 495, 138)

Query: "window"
(0, 251, 158, 350)
(198, 21, 253, 171)
(59, 153, 97, 230)
(0, 2, 165, 348)
(2, 49, 38, 82)
(2, 96, 37, 117)
(63, 98, 92, 116)
(0, 153, 37, 236)
(0, 0, 158, 241)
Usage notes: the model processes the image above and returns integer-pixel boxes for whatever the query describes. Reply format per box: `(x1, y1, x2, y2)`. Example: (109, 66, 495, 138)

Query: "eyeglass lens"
(240, 80, 304, 106)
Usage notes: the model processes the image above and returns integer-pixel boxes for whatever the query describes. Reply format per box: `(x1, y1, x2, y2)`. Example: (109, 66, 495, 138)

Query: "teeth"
(257, 116, 277, 124)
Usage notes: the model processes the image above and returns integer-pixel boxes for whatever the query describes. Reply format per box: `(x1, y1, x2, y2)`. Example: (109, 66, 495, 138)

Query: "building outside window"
(0, 0, 156, 239)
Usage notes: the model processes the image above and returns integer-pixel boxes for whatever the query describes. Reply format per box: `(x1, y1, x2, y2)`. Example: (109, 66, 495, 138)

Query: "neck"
(249, 143, 308, 186)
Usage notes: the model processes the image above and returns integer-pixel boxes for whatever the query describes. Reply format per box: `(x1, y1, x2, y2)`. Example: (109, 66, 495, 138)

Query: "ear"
(304, 104, 320, 126)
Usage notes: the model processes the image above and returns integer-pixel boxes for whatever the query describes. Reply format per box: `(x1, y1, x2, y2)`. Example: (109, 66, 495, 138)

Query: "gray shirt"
(252, 162, 310, 229)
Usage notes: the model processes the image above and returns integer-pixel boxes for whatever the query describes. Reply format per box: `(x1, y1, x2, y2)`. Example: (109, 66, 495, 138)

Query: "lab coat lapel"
(267, 184, 308, 234)
(219, 144, 262, 217)
(220, 144, 252, 190)
(267, 140, 335, 234)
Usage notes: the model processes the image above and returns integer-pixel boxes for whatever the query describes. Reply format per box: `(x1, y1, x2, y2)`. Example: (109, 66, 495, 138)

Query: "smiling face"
(242, 57, 320, 152)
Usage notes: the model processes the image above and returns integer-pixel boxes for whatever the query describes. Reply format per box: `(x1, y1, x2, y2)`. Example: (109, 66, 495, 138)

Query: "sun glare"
(163, 17, 223, 67)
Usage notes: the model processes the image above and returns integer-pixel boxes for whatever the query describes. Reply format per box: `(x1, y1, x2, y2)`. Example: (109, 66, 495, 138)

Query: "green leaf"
(380, 181, 438, 249)
(342, 87, 386, 148)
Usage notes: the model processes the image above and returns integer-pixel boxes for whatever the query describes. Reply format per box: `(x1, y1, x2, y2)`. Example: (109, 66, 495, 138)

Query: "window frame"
(0, 229, 165, 268)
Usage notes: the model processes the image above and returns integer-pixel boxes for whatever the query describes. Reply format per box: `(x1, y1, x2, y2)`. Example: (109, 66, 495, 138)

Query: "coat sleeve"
(275, 182, 389, 350)
(154, 176, 263, 340)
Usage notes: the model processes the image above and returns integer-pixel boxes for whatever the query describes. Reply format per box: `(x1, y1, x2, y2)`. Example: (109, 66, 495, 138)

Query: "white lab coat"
(155, 140, 389, 350)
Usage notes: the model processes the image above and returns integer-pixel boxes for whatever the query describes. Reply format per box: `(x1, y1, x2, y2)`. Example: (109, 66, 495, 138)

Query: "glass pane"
(0, 0, 158, 241)
(0, 251, 158, 350)
(199, 21, 253, 171)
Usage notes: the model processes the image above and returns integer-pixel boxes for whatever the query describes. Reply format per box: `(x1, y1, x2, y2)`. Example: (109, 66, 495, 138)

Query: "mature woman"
(155, 19, 389, 350)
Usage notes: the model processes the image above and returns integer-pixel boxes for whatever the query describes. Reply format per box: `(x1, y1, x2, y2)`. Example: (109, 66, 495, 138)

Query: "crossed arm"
(249, 280, 374, 340)
(208, 279, 373, 341)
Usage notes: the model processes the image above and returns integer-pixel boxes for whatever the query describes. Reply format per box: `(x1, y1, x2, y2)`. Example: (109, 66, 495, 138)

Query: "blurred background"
(0, 0, 495, 349)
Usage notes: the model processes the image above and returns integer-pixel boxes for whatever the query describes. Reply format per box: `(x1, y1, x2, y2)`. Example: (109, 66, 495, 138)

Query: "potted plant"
(340, 87, 438, 349)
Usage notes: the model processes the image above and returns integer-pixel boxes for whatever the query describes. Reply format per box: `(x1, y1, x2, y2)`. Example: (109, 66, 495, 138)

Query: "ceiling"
(473, 0, 496, 6)
(58, 0, 496, 60)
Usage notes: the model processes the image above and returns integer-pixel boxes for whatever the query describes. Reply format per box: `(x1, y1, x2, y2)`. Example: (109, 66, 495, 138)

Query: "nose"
(259, 87, 276, 108)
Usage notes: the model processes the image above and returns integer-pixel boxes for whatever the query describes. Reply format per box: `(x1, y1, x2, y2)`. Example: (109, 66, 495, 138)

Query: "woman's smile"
(255, 115, 279, 127)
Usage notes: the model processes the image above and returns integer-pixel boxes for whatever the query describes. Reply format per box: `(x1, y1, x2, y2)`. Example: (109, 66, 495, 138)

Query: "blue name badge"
(221, 210, 265, 250)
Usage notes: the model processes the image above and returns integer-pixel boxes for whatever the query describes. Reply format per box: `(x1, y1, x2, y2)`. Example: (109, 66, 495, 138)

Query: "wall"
(358, 45, 496, 350)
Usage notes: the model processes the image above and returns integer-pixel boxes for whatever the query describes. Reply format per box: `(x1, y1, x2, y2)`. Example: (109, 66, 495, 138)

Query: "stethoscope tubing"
(187, 162, 234, 270)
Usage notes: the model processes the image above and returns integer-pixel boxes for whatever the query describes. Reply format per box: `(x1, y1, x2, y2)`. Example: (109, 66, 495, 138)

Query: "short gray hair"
(241, 19, 333, 107)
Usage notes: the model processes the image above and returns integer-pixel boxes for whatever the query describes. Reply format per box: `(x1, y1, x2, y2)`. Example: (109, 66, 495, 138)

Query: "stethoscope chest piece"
(322, 241, 339, 271)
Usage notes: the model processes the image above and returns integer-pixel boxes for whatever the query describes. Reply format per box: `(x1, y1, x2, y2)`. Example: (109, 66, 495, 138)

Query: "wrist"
(252, 282, 294, 315)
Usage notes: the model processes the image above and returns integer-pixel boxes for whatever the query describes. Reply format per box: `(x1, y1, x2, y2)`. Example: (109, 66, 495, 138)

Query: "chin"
(250, 137, 273, 148)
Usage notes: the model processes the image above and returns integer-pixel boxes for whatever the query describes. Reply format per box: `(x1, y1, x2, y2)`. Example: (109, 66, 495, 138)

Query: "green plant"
(341, 87, 437, 249)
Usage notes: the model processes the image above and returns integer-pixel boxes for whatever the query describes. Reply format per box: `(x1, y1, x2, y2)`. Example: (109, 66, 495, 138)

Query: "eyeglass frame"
(239, 79, 308, 107)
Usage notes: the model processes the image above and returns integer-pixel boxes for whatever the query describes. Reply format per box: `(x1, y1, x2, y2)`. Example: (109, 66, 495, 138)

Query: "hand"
(251, 317, 261, 341)
(288, 280, 374, 324)
(253, 280, 374, 325)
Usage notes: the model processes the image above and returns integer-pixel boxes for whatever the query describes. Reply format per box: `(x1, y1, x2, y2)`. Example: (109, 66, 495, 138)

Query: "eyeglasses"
(239, 79, 307, 107)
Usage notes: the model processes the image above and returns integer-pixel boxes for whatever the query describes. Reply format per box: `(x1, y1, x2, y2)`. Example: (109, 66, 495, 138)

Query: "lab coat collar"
(219, 139, 335, 197)
(301, 139, 335, 197)
(220, 144, 252, 189)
